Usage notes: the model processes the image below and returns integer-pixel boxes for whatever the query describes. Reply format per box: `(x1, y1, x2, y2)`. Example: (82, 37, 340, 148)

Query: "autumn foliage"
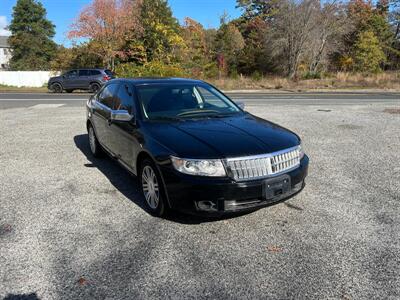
(68, 0, 142, 69)
(59, 0, 400, 77)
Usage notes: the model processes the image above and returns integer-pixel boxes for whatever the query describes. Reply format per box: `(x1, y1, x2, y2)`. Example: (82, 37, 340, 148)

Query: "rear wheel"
(90, 83, 101, 93)
(88, 124, 103, 157)
(66, 89, 74, 93)
(140, 159, 167, 217)
(51, 82, 63, 93)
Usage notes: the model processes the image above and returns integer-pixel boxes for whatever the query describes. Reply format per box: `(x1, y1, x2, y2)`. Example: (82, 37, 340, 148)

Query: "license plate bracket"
(263, 175, 291, 200)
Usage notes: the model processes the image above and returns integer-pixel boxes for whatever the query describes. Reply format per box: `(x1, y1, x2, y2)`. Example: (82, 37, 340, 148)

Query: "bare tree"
(308, 1, 352, 73)
(269, 0, 319, 78)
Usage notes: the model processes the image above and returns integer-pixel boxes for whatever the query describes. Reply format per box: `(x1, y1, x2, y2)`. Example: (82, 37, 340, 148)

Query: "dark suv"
(86, 78, 309, 217)
(48, 69, 114, 93)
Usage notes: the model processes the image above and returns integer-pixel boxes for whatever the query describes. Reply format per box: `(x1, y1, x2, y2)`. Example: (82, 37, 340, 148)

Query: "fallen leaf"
(77, 277, 88, 286)
(267, 246, 283, 253)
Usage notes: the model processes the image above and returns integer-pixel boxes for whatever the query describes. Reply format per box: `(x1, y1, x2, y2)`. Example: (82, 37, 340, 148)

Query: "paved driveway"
(0, 98, 399, 299)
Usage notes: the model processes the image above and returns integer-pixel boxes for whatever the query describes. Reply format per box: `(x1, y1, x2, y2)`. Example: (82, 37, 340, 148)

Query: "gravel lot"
(0, 101, 399, 299)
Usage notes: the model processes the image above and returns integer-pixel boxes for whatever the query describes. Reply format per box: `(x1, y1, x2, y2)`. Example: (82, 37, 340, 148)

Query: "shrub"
(302, 71, 322, 79)
(115, 61, 186, 78)
(251, 71, 263, 81)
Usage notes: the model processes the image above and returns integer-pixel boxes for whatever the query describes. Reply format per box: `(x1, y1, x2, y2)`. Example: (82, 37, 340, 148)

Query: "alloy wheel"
(142, 166, 160, 209)
(52, 83, 62, 93)
(91, 83, 100, 93)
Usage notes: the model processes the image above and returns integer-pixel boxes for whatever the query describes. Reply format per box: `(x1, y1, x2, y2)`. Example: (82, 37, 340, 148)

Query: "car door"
(91, 83, 119, 153)
(109, 83, 142, 172)
(77, 69, 90, 89)
(63, 70, 78, 89)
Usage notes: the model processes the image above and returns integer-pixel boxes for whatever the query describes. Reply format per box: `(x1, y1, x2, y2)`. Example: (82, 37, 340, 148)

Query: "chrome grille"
(225, 146, 301, 181)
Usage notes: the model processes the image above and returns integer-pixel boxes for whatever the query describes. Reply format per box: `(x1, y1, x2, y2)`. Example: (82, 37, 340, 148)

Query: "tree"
(235, 16, 271, 75)
(237, 0, 281, 20)
(8, 0, 57, 70)
(270, 0, 320, 78)
(50, 43, 103, 71)
(139, 0, 184, 63)
(181, 18, 209, 76)
(353, 30, 386, 72)
(68, 0, 142, 70)
(214, 17, 245, 76)
(307, 1, 352, 73)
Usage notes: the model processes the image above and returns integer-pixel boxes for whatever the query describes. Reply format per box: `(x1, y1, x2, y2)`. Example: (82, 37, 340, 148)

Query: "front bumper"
(160, 155, 309, 215)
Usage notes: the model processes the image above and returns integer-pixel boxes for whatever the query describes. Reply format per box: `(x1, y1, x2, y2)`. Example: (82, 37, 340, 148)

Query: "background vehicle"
(48, 69, 114, 93)
(86, 78, 309, 217)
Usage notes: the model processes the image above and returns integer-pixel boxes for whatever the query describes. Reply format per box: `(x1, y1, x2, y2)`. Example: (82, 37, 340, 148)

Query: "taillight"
(103, 75, 111, 81)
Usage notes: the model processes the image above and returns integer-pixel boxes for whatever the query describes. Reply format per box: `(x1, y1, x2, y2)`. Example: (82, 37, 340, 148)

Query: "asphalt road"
(0, 91, 399, 110)
(0, 92, 399, 299)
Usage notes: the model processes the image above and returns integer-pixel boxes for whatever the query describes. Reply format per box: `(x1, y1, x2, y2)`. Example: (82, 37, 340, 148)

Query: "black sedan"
(86, 78, 309, 216)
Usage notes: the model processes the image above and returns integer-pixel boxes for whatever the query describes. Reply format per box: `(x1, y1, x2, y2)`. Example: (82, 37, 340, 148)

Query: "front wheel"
(51, 82, 63, 93)
(140, 159, 168, 217)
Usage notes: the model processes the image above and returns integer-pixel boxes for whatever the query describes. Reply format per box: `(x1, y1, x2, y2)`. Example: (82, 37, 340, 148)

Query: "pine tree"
(8, 0, 57, 70)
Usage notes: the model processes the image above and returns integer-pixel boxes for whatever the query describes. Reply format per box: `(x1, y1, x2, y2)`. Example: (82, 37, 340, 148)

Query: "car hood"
(144, 113, 300, 159)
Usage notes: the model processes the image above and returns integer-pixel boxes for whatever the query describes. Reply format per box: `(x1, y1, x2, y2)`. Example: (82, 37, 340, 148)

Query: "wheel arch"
(50, 81, 64, 89)
(89, 81, 102, 87)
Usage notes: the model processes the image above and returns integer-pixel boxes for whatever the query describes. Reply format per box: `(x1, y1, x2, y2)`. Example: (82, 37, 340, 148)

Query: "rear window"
(104, 70, 114, 77)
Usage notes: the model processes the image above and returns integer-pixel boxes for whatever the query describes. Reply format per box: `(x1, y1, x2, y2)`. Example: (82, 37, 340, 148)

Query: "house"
(0, 36, 12, 70)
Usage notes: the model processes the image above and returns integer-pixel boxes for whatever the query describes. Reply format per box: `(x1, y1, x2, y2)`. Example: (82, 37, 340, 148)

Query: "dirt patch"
(383, 108, 400, 114)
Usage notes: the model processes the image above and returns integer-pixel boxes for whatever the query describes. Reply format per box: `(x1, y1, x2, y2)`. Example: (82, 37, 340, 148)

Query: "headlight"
(171, 156, 226, 177)
(298, 142, 305, 159)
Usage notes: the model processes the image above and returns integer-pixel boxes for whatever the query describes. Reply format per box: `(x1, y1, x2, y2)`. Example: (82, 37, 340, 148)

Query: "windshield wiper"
(203, 112, 240, 118)
(150, 116, 183, 122)
(177, 110, 219, 117)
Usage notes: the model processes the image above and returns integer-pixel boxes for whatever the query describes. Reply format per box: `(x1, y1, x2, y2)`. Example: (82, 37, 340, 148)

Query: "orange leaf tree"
(68, 0, 142, 70)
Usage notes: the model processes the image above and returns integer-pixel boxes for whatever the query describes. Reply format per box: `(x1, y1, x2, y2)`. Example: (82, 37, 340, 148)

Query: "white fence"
(0, 71, 59, 88)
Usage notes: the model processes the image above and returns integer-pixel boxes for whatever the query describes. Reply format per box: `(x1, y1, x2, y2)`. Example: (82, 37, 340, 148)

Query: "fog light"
(197, 200, 218, 211)
(293, 181, 304, 192)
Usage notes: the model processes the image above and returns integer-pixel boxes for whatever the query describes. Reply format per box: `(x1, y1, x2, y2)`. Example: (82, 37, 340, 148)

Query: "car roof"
(114, 77, 205, 86)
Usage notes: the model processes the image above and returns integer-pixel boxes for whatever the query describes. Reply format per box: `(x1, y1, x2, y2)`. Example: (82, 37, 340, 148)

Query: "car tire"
(66, 89, 74, 93)
(88, 124, 103, 158)
(51, 82, 63, 93)
(90, 83, 101, 93)
(140, 159, 168, 217)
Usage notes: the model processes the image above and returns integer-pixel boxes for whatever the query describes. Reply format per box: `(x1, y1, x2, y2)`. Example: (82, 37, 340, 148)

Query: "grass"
(1, 72, 399, 93)
(0, 84, 48, 93)
(208, 72, 400, 91)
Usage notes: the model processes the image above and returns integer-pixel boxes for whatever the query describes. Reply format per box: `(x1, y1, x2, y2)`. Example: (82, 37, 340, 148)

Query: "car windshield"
(137, 83, 241, 120)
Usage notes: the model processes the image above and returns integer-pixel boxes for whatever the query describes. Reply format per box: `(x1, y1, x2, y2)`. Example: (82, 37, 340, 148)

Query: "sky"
(0, 0, 242, 46)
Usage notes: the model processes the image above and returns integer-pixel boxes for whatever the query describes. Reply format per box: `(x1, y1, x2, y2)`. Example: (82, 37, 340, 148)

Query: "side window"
(114, 83, 135, 114)
(98, 83, 119, 109)
(196, 86, 229, 108)
(64, 70, 77, 78)
(78, 70, 89, 77)
(89, 70, 101, 76)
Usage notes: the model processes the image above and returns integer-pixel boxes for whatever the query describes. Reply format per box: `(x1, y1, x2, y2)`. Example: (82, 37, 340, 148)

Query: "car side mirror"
(237, 102, 245, 110)
(111, 110, 134, 122)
